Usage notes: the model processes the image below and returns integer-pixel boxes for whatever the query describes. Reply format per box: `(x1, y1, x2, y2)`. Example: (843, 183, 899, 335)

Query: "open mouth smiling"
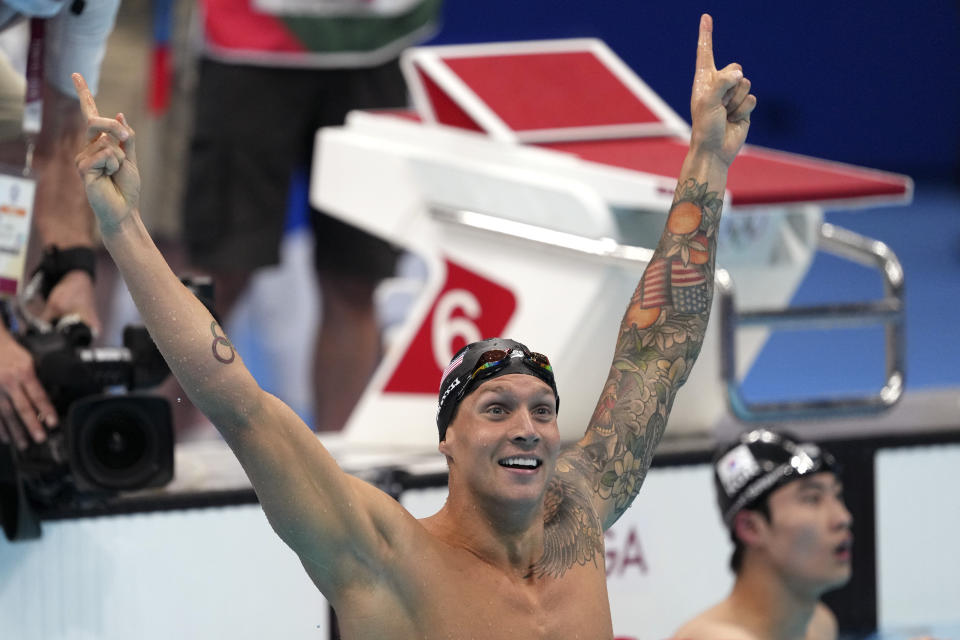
(498, 456, 543, 470)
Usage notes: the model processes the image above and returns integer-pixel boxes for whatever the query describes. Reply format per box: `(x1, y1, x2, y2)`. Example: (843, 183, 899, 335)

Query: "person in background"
(0, 0, 120, 450)
(181, 0, 443, 431)
(672, 428, 852, 640)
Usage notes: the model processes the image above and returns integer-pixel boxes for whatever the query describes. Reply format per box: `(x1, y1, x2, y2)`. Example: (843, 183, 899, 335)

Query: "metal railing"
(718, 223, 905, 421)
(431, 205, 906, 422)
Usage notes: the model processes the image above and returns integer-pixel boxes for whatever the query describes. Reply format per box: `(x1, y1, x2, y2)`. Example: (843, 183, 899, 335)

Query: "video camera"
(0, 305, 184, 541)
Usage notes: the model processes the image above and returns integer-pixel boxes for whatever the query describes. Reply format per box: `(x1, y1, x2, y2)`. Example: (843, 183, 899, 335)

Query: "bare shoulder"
(298, 474, 435, 595)
(672, 606, 758, 640)
(807, 603, 839, 640)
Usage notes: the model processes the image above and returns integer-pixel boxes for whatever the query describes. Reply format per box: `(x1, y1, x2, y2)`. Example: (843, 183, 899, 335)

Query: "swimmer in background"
(72, 14, 754, 639)
(672, 429, 852, 640)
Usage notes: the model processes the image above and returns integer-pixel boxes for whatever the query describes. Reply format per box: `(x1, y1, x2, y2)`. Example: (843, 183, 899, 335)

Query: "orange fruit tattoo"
(690, 233, 710, 264)
(625, 306, 661, 330)
(667, 201, 703, 235)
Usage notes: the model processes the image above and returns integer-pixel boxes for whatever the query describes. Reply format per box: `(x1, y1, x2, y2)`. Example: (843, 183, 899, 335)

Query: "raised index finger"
(71, 72, 99, 120)
(696, 13, 715, 73)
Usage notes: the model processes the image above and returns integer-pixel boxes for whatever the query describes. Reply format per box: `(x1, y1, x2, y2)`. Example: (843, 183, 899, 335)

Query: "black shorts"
(182, 57, 405, 279)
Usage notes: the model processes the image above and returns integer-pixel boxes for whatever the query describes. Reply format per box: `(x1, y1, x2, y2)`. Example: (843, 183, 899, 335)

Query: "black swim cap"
(435, 338, 559, 442)
(713, 429, 839, 527)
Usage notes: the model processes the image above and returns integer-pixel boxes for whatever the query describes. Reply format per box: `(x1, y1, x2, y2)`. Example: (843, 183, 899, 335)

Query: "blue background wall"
(428, 1, 960, 180)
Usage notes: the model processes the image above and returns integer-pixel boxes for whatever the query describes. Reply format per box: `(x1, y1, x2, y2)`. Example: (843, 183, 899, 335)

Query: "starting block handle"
(429, 204, 654, 263)
(720, 222, 906, 422)
(430, 205, 906, 423)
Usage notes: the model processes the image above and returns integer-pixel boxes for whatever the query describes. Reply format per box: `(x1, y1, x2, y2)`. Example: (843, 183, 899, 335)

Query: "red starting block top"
(541, 138, 912, 207)
(444, 52, 664, 131)
(398, 39, 913, 208)
(403, 40, 689, 143)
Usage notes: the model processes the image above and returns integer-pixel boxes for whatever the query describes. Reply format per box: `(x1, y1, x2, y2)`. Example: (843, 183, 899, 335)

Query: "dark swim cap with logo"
(713, 429, 840, 527)
(435, 338, 559, 442)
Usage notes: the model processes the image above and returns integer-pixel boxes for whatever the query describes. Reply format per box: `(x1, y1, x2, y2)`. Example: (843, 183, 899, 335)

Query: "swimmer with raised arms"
(72, 14, 754, 639)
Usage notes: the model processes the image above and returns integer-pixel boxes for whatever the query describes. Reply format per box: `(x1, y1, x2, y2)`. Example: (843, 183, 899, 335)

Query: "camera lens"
(72, 397, 166, 491)
(90, 415, 148, 471)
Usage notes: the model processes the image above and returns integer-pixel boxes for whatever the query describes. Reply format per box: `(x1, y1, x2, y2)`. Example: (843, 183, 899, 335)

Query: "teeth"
(500, 457, 539, 468)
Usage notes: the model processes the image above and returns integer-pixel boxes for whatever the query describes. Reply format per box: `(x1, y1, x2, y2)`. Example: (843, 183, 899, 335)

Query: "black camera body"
(1, 319, 174, 540)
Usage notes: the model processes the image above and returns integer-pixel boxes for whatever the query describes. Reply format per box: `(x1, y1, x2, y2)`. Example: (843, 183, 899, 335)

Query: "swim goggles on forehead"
(455, 347, 555, 402)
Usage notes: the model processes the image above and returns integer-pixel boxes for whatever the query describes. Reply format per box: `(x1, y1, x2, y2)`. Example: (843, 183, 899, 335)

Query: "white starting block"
(311, 39, 913, 448)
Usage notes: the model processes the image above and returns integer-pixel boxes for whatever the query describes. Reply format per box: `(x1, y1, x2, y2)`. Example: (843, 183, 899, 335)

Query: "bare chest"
(334, 551, 613, 640)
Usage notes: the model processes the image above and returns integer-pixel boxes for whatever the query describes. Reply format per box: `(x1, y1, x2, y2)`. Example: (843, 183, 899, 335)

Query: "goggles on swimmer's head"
(456, 347, 554, 401)
(435, 338, 559, 442)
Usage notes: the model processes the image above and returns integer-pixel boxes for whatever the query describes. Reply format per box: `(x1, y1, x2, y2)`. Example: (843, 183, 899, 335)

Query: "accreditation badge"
(0, 171, 36, 299)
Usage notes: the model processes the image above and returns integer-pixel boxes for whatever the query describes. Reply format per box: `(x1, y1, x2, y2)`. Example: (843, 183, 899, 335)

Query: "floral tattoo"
(540, 178, 723, 574)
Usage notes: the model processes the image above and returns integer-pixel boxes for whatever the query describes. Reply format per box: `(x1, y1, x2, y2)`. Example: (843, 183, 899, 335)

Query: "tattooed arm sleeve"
(550, 14, 757, 533)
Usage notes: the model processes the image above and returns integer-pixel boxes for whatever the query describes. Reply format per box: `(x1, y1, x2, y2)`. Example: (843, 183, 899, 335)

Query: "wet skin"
(302, 375, 615, 640)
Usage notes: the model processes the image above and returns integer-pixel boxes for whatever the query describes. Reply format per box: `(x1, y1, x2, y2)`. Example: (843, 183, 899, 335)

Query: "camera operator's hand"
(42, 270, 102, 336)
(0, 326, 57, 450)
(71, 73, 140, 235)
